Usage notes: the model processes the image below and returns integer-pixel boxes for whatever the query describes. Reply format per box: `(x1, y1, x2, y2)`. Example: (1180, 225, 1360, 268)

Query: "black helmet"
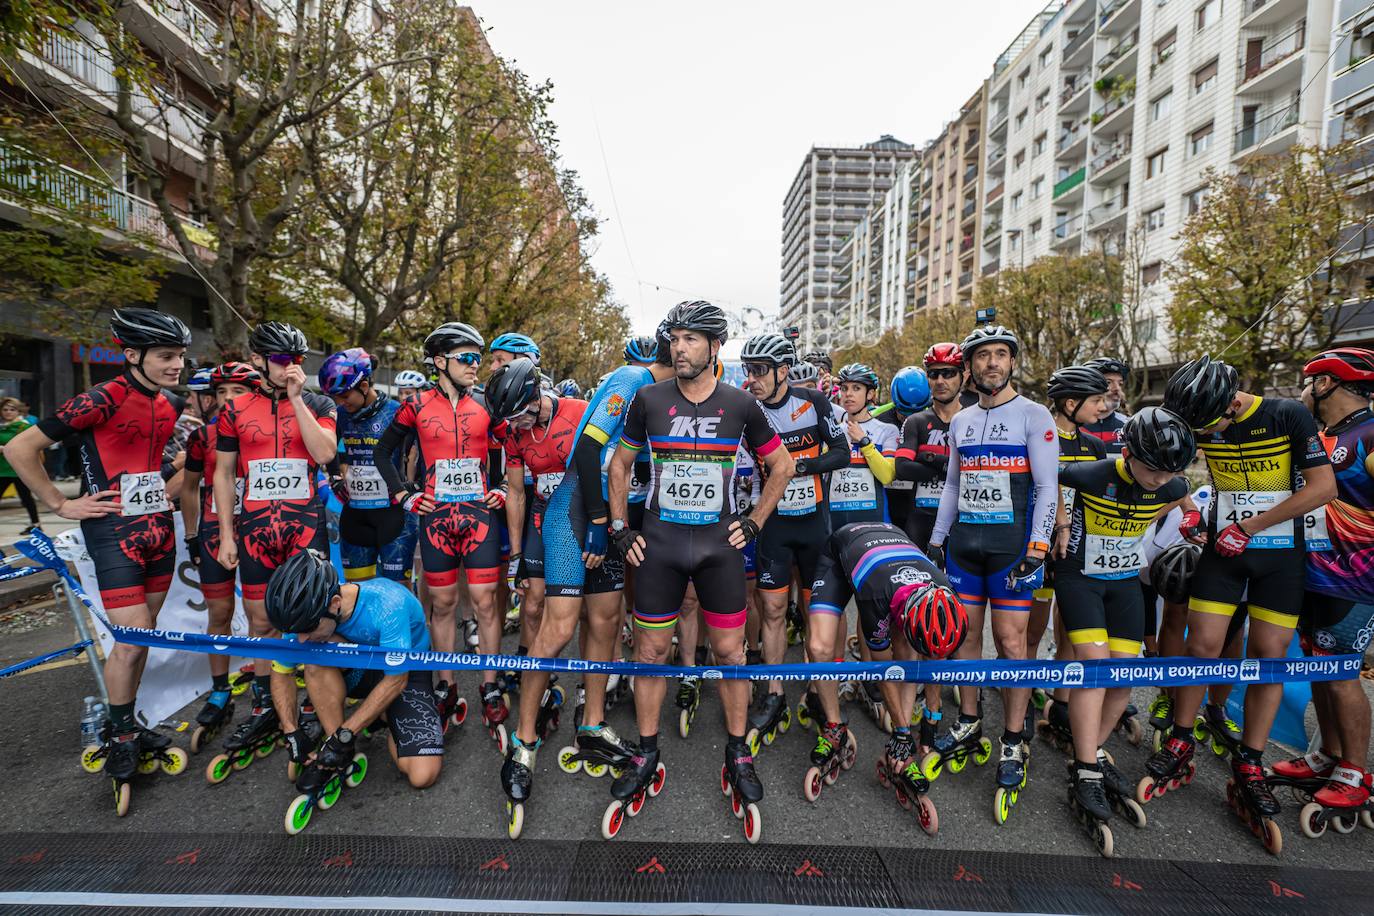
(1163, 356, 1238, 429)
(837, 362, 880, 389)
(485, 357, 541, 420)
(248, 321, 307, 356)
(110, 308, 192, 349)
(1085, 356, 1130, 380)
(1150, 541, 1201, 604)
(657, 300, 729, 347)
(961, 324, 1019, 359)
(740, 333, 797, 367)
(623, 335, 658, 364)
(1047, 365, 1109, 402)
(1122, 407, 1196, 473)
(423, 322, 485, 359)
(264, 548, 340, 634)
(801, 350, 832, 371)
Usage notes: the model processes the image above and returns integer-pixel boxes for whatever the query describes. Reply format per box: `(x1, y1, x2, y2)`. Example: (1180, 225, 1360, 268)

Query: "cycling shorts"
(339, 505, 417, 583)
(808, 549, 902, 652)
(82, 513, 175, 610)
(756, 509, 829, 593)
(419, 501, 501, 589)
(1299, 592, 1374, 658)
(628, 499, 646, 531)
(1188, 546, 1305, 630)
(944, 528, 1029, 614)
(633, 515, 746, 630)
(1053, 566, 1145, 656)
(343, 669, 443, 757)
(521, 495, 549, 580)
(543, 469, 624, 598)
(197, 521, 236, 601)
(903, 511, 936, 554)
(235, 500, 328, 601)
(743, 540, 756, 580)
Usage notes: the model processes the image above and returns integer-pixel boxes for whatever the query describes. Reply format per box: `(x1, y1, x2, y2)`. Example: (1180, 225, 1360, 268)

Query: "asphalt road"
(2, 607, 1372, 871)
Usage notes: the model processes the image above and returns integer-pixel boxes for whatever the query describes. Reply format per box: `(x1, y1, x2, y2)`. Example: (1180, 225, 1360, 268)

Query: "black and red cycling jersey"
(504, 397, 587, 502)
(215, 390, 337, 511)
(184, 419, 220, 523)
(375, 388, 504, 504)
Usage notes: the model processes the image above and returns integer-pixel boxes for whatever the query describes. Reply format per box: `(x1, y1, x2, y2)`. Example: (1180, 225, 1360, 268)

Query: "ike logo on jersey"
(669, 415, 721, 438)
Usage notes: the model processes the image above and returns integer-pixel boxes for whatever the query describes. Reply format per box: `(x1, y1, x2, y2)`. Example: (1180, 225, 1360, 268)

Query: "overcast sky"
(472, 1, 1052, 348)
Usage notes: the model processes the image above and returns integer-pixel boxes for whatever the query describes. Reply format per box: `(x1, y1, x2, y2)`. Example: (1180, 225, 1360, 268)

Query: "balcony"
(917, 266, 929, 280)
(1099, 0, 1139, 31)
(982, 259, 1000, 276)
(1097, 30, 1138, 74)
(962, 199, 977, 220)
(1060, 79, 1090, 108)
(121, 0, 220, 58)
(989, 110, 1010, 136)
(1334, 221, 1374, 262)
(958, 270, 973, 289)
(1091, 90, 1135, 129)
(964, 130, 980, 154)
(1238, 21, 1305, 92)
(1233, 101, 1300, 155)
(1332, 53, 1374, 107)
(1057, 124, 1086, 157)
(1053, 166, 1086, 198)
(1243, 0, 1305, 28)
(1087, 197, 1127, 229)
(984, 218, 1002, 240)
(1340, 0, 1374, 22)
(916, 295, 928, 310)
(986, 181, 1005, 203)
(959, 235, 975, 254)
(1090, 136, 1132, 180)
(1099, 0, 1129, 24)
(963, 163, 978, 183)
(1063, 21, 1096, 63)
(988, 146, 1007, 169)
(919, 203, 932, 221)
(1052, 213, 1084, 247)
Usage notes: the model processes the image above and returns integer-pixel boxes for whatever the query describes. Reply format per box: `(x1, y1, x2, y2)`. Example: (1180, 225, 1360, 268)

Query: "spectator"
(0, 398, 40, 532)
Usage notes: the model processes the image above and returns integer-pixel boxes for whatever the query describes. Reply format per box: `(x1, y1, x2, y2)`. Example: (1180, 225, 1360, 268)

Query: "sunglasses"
(927, 368, 960, 379)
(266, 354, 304, 366)
(442, 352, 482, 366)
(743, 363, 777, 377)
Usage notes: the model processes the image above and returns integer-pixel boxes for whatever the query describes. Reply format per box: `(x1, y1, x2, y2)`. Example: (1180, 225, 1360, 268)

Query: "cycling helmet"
(490, 332, 541, 363)
(890, 366, 932, 413)
(318, 348, 374, 395)
(1122, 407, 1196, 473)
(110, 308, 192, 349)
(623, 335, 658, 364)
(248, 321, 307, 356)
(423, 322, 484, 358)
(264, 548, 340, 634)
(393, 369, 428, 390)
(1303, 348, 1374, 394)
(555, 378, 581, 398)
(187, 366, 214, 392)
(837, 363, 880, 390)
(1163, 355, 1238, 429)
(485, 357, 541, 419)
(657, 300, 729, 345)
(789, 361, 819, 384)
(1047, 365, 1109, 402)
(801, 350, 832, 371)
(898, 582, 968, 659)
(960, 324, 1019, 358)
(740, 333, 797, 367)
(923, 342, 964, 368)
(1084, 356, 1130, 380)
(1150, 542, 1201, 605)
(209, 361, 261, 390)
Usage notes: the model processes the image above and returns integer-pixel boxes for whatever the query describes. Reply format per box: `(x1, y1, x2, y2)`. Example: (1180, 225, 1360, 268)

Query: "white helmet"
(394, 370, 429, 390)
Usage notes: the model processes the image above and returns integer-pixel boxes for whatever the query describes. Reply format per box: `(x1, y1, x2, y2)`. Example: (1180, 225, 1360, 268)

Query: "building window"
(1015, 108, 1028, 130)
(1030, 177, 1045, 199)
(945, 238, 953, 254)
(1145, 205, 1166, 231)
(1153, 29, 1177, 65)
(1142, 261, 1162, 285)
(1033, 132, 1047, 157)
(1147, 147, 1167, 178)
(1185, 186, 1208, 215)
(1018, 67, 1031, 90)
(1189, 122, 1214, 156)
(1030, 219, 1043, 241)
(1011, 190, 1024, 212)
(1040, 46, 1053, 69)
(1134, 315, 1158, 341)
(1150, 90, 1173, 122)
(1013, 149, 1026, 170)
(1192, 59, 1217, 95)
(1195, 0, 1218, 31)
(1036, 88, 1051, 112)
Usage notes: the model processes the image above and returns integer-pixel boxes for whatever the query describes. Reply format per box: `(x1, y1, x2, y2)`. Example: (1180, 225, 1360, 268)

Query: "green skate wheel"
(284, 794, 312, 834)
(1192, 719, 1208, 743)
(113, 780, 131, 817)
(994, 787, 1013, 825)
(920, 750, 943, 782)
(255, 741, 274, 759)
(319, 778, 342, 810)
(206, 753, 232, 784)
(345, 753, 368, 788)
(949, 753, 967, 774)
(557, 746, 581, 775)
(1211, 738, 1225, 757)
(508, 801, 525, 840)
(585, 760, 609, 778)
(974, 738, 993, 766)
(230, 749, 253, 771)
(137, 755, 158, 775)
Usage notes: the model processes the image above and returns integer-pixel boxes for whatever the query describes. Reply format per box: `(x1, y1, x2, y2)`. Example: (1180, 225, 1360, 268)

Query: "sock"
(958, 712, 978, 725)
(211, 672, 230, 692)
(726, 732, 747, 749)
(639, 732, 658, 752)
(746, 649, 762, 666)
(1002, 728, 1021, 745)
(109, 702, 136, 733)
(1238, 745, 1263, 766)
(254, 674, 272, 704)
(1171, 723, 1195, 743)
(517, 644, 528, 657)
(695, 646, 709, 666)
(1076, 758, 1102, 772)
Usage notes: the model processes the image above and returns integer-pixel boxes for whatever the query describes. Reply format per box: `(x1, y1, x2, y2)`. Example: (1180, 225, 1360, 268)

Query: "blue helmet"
(890, 366, 932, 413)
(623, 335, 658, 364)
(318, 348, 374, 395)
(490, 332, 541, 364)
(187, 366, 214, 392)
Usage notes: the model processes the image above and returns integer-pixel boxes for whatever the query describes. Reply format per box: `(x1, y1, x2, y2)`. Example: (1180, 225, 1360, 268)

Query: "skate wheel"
(679, 709, 692, 739)
(230, 750, 252, 771)
(919, 751, 942, 782)
(895, 787, 911, 810)
(842, 732, 858, 770)
(137, 755, 158, 775)
(743, 803, 762, 844)
(1191, 720, 1207, 743)
(1095, 822, 1115, 858)
(1299, 802, 1326, 839)
(507, 801, 525, 840)
(1151, 729, 1164, 753)
(720, 764, 731, 797)
(452, 698, 468, 727)
(1332, 813, 1358, 835)
(113, 781, 131, 817)
(190, 726, 208, 755)
(875, 758, 891, 788)
(557, 746, 581, 775)
(345, 753, 368, 788)
(880, 709, 893, 734)
(745, 730, 761, 757)
(949, 754, 967, 774)
(160, 747, 188, 776)
(1119, 797, 1147, 828)
(1182, 761, 1196, 785)
(1100, 748, 1115, 767)
(1261, 818, 1282, 855)
(586, 760, 610, 779)
(731, 789, 743, 819)
(779, 708, 791, 734)
(206, 754, 232, 784)
(80, 745, 106, 774)
(601, 801, 624, 839)
(804, 767, 823, 803)
(974, 738, 993, 766)
(285, 794, 312, 834)
(1211, 738, 1225, 757)
(824, 765, 839, 787)
(493, 724, 508, 756)
(1134, 775, 1156, 805)
(994, 787, 1012, 825)
(1125, 718, 1143, 747)
(649, 763, 666, 797)
(917, 794, 939, 836)
(628, 791, 645, 817)
(255, 742, 274, 759)
(951, 685, 961, 705)
(795, 704, 810, 728)
(1361, 810, 1374, 831)
(763, 730, 775, 748)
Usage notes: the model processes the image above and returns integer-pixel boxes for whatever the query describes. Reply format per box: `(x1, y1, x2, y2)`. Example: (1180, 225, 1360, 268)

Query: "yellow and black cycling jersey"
(1059, 458, 1188, 580)
(1196, 396, 1329, 549)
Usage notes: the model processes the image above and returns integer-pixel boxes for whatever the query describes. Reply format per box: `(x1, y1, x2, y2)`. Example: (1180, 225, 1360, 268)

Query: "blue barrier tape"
(0, 562, 42, 584)
(13, 531, 1365, 688)
(0, 640, 91, 680)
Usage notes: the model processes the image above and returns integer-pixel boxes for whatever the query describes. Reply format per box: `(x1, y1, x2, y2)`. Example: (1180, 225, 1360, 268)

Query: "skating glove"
(329, 475, 348, 505)
(1006, 555, 1046, 593)
(730, 515, 760, 546)
(610, 525, 641, 559)
(584, 522, 609, 559)
(926, 542, 945, 571)
(185, 534, 200, 567)
(1178, 509, 1205, 543)
(284, 729, 312, 764)
(1214, 522, 1251, 557)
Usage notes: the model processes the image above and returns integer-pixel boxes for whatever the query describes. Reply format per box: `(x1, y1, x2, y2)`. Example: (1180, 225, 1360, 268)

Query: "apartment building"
(832, 158, 924, 347)
(1326, 0, 1374, 344)
(911, 88, 988, 312)
(779, 136, 916, 349)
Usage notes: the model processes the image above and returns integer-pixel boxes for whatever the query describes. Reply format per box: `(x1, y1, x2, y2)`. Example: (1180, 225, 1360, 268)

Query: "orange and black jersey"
(1060, 458, 1187, 579)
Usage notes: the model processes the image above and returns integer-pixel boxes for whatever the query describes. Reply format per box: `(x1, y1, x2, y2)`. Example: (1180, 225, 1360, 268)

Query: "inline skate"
(1267, 748, 1334, 805)
(83, 723, 188, 816)
(1136, 735, 1196, 803)
(794, 685, 826, 735)
(839, 679, 892, 733)
(227, 664, 255, 696)
(480, 681, 509, 754)
(558, 722, 635, 778)
(1225, 754, 1283, 855)
(1114, 703, 1143, 746)
(1068, 763, 1115, 857)
(1035, 700, 1072, 756)
(920, 715, 993, 781)
(285, 701, 323, 782)
(206, 697, 282, 784)
(283, 732, 367, 835)
(993, 738, 1028, 825)
(189, 688, 233, 754)
(1298, 765, 1374, 838)
(533, 676, 564, 742)
(876, 729, 938, 834)
(1145, 691, 1173, 752)
(1192, 703, 1242, 760)
(501, 735, 538, 839)
(601, 744, 667, 839)
(745, 690, 791, 755)
(802, 721, 856, 802)
(434, 680, 469, 736)
(720, 740, 763, 843)
(676, 674, 701, 738)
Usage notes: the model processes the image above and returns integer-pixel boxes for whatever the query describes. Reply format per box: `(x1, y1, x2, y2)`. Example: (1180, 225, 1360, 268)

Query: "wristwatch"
(610, 519, 627, 534)
(335, 727, 354, 744)
(857, 436, 873, 448)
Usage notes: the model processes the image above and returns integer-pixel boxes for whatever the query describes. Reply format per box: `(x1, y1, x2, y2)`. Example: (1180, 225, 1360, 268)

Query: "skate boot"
(1146, 691, 1173, 752)
(190, 689, 233, 754)
(480, 681, 509, 753)
(602, 744, 666, 839)
(993, 737, 1028, 825)
(533, 676, 564, 742)
(572, 683, 587, 730)
(675, 674, 701, 739)
(434, 680, 469, 735)
(1193, 702, 1242, 759)
(206, 696, 281, 783)
(1035, 700, 1073, 755)
(1097, 749, 1147, 828)
(745, 689, 791, 755)
(558, 722, 636, 778)
(802, 721, 856, 802)
(720, 740, 763, 843)
(920, 714, 993, 781)
(879, 728, 939, 834)
(855, 680, 892, 733)
(284, 730, 367, 835)
(1114, 703, 1143, 746)
(795, 685, 826, 734)
(1268, 747, 1335, 805)
(1225, 753, 1283, 854)
(1300, 764, 1373, 838)
(1068, 761, 1115, 857)
(500, 735, 538, 839)
(1136, 735, 1196, 803)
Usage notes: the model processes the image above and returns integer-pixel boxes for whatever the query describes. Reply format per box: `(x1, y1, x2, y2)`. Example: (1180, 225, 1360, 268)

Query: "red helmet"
(900, 583, 967, 659)
(210, 361, 261, 390)
(1303, 348, 1374, 385)
(924, 343, 963, 368)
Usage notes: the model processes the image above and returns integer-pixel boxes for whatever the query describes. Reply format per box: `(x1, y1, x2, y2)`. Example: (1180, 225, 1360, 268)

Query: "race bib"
(958, 469, 1013, 524)
(1304, 505, 1330, 552)
(829, 467, 877, 512)
(120, 471, 168, 517)
(658, 461, 723, 525)
(434, 457, 484, 503)
(1084, 533, 1146, 580)
(914, 476, 942, 507)
(208, 479, 244, 516)
(346, 464, 388, 509)
(537, 471, 565, 501)
(247, 458, 309, 502)
(778, 475, 819, 516)
(1218, 490, 1292, 549)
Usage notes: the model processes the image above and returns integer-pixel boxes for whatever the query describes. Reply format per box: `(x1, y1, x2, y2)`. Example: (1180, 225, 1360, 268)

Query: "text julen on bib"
(247, 458, 310, 501)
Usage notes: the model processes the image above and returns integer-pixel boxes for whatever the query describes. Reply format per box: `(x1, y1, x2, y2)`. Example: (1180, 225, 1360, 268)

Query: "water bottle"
(79, 696, 103, 749)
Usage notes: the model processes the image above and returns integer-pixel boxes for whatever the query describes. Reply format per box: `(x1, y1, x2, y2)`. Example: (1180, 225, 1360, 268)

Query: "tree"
(833, 303, 969, 387)
(1167, 144, 1359, 389)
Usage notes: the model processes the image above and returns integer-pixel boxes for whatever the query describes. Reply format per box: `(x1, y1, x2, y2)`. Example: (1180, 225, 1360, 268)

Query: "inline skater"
(802, 350, 834, 398)
(741, 332, 849, 748)
(873, 365, 933, 542)
(830, 363, 900, 529)
(606, 301, 793, 842)
(1081, 358, 1130, 455)
(1055, 408, 1192, 854)
(488, 333, 541, 372)
(373, 323, 507, 738)
(5, 308, 191, 812)
(1142, 356, 1335, 852)
(555, 379, 582, 398)
(1269, 348, 1374, 832)
(181, 361, 260, 750)
(394, 370, 429, 399)
(895, 346, 962, 551)
(789, 361, 819, 390)
(497, 320, 676, 838)
(925, 324, 1058, 824)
